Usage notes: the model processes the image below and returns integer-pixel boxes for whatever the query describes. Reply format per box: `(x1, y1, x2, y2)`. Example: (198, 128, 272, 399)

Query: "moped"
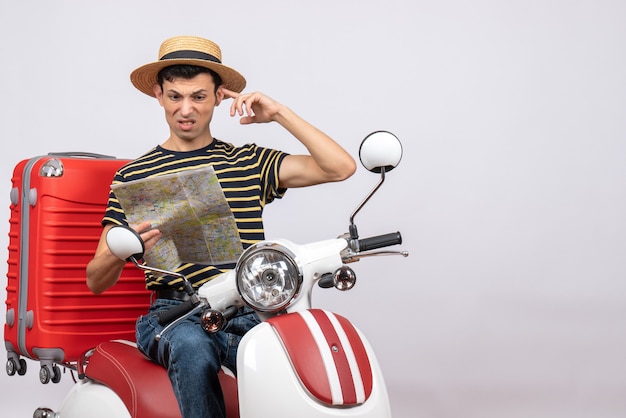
(34, 130, 408, 418)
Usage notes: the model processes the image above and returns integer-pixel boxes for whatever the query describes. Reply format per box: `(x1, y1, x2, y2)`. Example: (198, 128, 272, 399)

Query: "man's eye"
(194, 95, 206, 101)
(168, 95, 180, 101)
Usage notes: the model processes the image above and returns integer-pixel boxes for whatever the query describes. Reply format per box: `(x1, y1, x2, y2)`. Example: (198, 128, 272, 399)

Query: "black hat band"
(160, 50, 221, 63)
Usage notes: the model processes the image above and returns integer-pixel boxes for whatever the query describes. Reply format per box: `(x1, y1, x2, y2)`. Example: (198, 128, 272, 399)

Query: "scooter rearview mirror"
(106, 225, 145, 262)
(349, 131, 403, 239)
(358, 130, 403, 173)
(105, 225, 196, 303)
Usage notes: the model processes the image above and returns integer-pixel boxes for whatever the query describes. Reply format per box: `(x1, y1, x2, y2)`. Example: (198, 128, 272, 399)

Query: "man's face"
(154, 73, 223, 143)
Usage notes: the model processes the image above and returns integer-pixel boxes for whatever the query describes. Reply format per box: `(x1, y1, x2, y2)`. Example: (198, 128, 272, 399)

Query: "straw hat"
(130, 36, 246, 97)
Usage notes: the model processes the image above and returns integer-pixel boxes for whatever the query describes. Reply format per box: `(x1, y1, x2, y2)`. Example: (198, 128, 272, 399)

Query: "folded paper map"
(111, 166, 243, 271)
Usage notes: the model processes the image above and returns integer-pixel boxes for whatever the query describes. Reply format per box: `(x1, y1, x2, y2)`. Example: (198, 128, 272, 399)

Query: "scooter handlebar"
(358, 231, 402, 252)
(157, 300, 197, 326)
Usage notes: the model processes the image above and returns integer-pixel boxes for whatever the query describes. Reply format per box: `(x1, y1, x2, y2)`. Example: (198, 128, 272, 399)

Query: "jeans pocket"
(136, 312, 160, 357)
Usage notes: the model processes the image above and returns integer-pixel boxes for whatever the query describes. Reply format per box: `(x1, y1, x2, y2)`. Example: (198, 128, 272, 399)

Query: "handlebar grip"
(157, 300, 197, 326)
(358, 232, 402, 252)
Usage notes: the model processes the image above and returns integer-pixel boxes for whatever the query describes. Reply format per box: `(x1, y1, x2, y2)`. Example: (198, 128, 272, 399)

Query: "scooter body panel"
(58, 379, 131, 418)
(237, 312, 391, 417)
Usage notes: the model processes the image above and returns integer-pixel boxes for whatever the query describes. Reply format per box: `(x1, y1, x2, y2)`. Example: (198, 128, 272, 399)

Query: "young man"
(86, 36, 356, 418)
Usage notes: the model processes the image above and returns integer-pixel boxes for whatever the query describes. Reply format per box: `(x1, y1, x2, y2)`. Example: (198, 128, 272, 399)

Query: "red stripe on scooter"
(309, 309, 357, 404)
(335, 313, 373, 399)
(268, 309, 373, 406)
(267, 312, 333, 404)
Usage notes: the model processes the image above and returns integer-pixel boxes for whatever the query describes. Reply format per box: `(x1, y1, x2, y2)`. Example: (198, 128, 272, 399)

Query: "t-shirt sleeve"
(257, 146, 289, 206)
(101, 172, 128, 227)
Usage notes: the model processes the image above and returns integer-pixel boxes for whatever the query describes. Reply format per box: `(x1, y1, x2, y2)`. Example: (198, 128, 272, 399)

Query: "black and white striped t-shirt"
(103, 139, 288, 290)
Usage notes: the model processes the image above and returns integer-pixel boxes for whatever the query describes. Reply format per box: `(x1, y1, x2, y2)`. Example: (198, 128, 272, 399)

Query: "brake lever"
(342, 249, 409, 263)
(155, 300, 207, 341)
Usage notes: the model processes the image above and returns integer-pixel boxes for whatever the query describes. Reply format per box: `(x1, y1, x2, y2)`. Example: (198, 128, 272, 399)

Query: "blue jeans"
(136, 299, 260, 418)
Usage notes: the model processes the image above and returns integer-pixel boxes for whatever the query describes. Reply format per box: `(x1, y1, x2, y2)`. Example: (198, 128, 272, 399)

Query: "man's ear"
(215, 86, 225, 106)
(153, 84, 164, 104)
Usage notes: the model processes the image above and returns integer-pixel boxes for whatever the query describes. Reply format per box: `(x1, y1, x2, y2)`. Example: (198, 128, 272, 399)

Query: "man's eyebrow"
(165, 88, 209, 95)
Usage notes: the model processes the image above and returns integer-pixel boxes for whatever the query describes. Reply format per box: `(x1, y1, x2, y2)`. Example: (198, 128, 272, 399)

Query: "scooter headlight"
(235, 242, 302, 312)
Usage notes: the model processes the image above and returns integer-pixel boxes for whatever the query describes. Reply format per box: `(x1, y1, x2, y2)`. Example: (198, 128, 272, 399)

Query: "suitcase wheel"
(39, 364, 61, 384)
(6, 358, 27, 376)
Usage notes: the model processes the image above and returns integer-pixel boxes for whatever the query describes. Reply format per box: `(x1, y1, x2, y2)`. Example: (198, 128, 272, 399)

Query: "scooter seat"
(85, 340, 239, 418)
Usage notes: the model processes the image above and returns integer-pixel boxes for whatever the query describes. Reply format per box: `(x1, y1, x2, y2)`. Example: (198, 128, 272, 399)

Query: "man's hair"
(157, 65, 223, 93)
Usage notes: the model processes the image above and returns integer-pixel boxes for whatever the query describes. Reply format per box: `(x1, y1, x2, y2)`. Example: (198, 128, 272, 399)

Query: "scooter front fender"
(237, 309, 391, 417)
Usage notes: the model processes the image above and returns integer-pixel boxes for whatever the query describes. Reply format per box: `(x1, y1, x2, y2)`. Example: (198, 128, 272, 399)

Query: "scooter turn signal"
(333, 265, 357, 291)
(201, 309, 225, 333)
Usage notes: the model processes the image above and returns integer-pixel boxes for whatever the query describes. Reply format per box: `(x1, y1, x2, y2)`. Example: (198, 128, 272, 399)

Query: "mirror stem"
(128, 256, 194, 295)
(349, 167, 386, 239)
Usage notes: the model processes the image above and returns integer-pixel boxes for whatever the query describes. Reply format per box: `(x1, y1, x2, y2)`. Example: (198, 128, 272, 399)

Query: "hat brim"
(130, 58, 246, 97)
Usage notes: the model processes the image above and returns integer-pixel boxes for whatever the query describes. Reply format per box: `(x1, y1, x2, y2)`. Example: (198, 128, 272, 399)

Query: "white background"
(1, 1, 626, 417)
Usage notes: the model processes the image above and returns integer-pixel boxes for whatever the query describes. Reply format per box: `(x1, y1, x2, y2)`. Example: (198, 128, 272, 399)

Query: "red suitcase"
(3, 152, 151, 383)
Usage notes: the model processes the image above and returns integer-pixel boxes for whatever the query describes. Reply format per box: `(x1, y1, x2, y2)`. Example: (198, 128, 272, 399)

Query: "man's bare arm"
(222, 88, 356, 188)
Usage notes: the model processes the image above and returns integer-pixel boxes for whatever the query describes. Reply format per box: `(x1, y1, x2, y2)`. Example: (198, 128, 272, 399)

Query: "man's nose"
(180, 98, 194, 116)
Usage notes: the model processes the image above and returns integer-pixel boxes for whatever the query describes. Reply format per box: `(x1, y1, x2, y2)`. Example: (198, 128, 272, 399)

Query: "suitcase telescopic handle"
(47, 152, 117, 159)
